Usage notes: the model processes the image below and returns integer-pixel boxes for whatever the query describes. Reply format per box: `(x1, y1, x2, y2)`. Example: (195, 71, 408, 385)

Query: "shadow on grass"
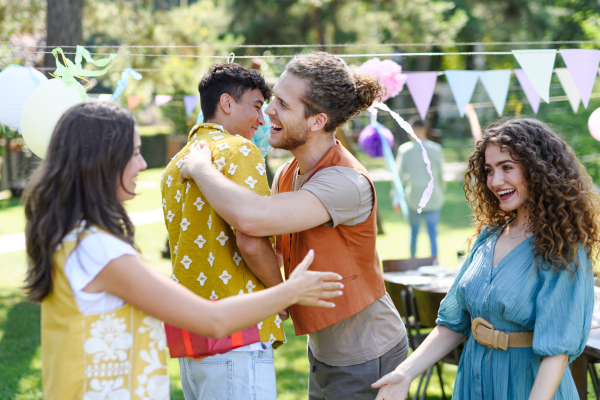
(0, 289, 42, 399)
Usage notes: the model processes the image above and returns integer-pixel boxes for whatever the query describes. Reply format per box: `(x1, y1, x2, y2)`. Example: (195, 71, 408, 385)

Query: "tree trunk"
(44, 0, 84, 69)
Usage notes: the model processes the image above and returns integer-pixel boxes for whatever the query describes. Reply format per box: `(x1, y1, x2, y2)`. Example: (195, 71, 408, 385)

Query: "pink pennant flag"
(514, 69, 541, 114)
(405, 72, 438, 120)
(155, 95, 173, 107)
(559, 49, 600, 109)
(183, 95, 199, 116)
(127, 95, 143, 110)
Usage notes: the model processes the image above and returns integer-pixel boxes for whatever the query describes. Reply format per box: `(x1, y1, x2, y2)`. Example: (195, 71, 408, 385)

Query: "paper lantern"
(358, 122, 394, 158)
(20, 79, 81, 158)
(589, 108, 600, 141)
(0, 65, 47, 129)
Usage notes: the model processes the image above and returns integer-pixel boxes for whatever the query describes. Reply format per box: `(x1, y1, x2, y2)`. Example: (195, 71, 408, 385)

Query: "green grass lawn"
(0, 166, 597, 399)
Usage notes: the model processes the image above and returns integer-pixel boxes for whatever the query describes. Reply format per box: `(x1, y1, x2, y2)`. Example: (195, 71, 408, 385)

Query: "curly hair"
(464, 118, 600, 273)
(199, 63, 272, 120)
(285, 52, 385, 132)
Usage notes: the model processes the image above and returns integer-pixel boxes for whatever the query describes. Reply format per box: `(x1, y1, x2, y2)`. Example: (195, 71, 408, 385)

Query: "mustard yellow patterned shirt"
(161, 123, 285, 348)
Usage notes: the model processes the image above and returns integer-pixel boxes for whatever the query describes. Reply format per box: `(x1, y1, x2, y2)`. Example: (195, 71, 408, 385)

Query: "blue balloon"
(196, 103, 272, 158)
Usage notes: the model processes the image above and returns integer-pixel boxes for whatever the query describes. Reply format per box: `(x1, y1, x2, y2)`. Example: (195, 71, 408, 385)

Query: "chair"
(409, 287, 464, 400)
(382, 256, 437, 273)
(382, 257, 435, 351)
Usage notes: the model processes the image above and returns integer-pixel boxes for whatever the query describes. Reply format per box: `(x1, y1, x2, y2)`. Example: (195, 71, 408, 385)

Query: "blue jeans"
(178, 348, 276, 400)
(408, 210, 440, 258)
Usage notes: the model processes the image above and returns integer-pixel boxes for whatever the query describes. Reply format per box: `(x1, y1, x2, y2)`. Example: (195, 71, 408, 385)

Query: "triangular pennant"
(444, 70, 480, 117)
(127, 95, 143, 110)
(514, 69, 541, 114)
(512, 50, 557, 103)
(554, 68, 581, 113)
(404, 72, 438, 120)
(184, 95, 199, 116)
(155, 95, 173, 107)
(478, 70, 512, 116)
(559, 49, 600, 109)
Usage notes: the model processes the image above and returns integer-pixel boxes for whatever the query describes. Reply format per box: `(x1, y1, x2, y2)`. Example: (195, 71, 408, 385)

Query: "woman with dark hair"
(23, 101, 343, 400)
(373, 118, 600, 400)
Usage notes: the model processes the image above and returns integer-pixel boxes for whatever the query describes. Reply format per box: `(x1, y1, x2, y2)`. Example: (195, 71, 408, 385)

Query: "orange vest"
(279, 141, 386, 335)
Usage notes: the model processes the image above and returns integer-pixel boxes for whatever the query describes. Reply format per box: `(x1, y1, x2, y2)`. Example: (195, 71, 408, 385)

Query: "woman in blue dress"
(373, 118, 600, 400)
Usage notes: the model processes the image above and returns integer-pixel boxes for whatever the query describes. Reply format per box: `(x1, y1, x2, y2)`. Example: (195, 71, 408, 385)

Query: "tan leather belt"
(471, 317, 533, 350)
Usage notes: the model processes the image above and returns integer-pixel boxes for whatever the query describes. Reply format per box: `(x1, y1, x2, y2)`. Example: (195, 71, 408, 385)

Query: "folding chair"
(409, 287, 463, 400)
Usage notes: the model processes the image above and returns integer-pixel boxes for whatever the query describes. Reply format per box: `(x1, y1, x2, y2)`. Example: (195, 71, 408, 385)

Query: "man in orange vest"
(180, 52, 408, 399)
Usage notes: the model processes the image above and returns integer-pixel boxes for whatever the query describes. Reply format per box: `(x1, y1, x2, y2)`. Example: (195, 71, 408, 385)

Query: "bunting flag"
(127, 95, 143, 110)
(554, 68, 581, 113)
(155, 95, 173, 106)
(184, 95, 199, 116)
(512, 50, 557, 103)
(514, 69, 541, 114)
(478, 70, 512, 116)
(405, 72, 438, 120)
(444, 70, 480, 117)
(559, 49, 600, 109)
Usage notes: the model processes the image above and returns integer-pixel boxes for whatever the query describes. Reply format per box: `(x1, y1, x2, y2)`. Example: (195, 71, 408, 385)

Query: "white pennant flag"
(444, 70, 480, 117)
(512, 50, 557, 103)
(554, 68, 581, 113)
(479, 70, 512, 116)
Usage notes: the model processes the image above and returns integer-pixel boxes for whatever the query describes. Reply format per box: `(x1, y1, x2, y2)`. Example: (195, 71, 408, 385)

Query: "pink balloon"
(590, 108, 600, 141)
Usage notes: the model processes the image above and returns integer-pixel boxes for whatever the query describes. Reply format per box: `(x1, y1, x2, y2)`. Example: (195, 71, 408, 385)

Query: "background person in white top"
(395, 116, 445, 259)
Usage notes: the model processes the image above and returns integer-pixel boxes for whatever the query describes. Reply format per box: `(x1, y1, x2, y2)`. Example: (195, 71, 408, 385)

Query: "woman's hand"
(180, 140, 213, 183)
(286, 250, 343, 308)
(372, 370, 412, 400)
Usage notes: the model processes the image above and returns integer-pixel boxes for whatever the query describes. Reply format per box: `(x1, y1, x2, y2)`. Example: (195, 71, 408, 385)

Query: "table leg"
(570, 353, 588, 400)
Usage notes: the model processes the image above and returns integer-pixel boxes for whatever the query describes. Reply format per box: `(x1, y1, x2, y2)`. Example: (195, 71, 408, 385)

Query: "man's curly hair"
(464, 118, 600, 273)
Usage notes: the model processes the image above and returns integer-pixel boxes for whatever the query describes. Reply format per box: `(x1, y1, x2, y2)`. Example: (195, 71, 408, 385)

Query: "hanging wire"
(0, 49, 523, 58)
(1, 39, 599, 49)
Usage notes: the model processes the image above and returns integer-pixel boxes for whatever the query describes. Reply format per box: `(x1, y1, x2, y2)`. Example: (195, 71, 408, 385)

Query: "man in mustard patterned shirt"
(161, 63, 285, 400)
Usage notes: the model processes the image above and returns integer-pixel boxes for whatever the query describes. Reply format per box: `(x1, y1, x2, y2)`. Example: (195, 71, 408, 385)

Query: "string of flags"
(405, 49, 600, 119)
(121, 49, 599, 121)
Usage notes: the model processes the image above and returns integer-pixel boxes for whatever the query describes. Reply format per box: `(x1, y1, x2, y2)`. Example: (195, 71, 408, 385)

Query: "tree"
(44, 0, 84, 68)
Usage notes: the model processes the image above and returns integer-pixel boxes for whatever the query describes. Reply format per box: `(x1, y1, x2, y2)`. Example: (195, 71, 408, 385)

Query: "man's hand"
(180, 140, 213, 183)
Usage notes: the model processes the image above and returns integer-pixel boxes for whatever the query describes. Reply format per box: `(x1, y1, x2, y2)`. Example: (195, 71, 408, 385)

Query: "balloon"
(590, 108, 600, 141)
(358, 122, 394, 157)
(0, 65, 47, 129)
(20, 79, 82, 158)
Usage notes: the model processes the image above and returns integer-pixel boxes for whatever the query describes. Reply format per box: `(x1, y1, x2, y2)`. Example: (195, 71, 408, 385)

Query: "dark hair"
(23, 102, 137, 302)
(464, 118, 600, 273)
(199, 63, 272, 120)
(285, 52, 385, 132)
(408, 115, 426, 129)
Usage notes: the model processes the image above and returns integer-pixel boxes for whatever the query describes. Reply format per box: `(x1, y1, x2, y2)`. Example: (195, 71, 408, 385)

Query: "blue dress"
(436, 225, 594, 399)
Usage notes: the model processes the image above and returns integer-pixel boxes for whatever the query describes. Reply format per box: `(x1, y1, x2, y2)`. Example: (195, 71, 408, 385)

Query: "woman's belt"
(471, 317, 533, 350)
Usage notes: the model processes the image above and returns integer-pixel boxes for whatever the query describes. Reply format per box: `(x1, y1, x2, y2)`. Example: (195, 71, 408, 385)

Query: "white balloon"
(20, 79, 82, 158)
(0, 65, 47, 129)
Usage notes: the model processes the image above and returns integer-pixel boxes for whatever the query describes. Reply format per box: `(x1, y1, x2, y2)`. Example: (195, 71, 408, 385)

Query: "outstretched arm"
(372, 325, 466, 400)
(180, 141, 330, 237)
(527, 355, 568, 400)
(84, 250, 342, 339)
